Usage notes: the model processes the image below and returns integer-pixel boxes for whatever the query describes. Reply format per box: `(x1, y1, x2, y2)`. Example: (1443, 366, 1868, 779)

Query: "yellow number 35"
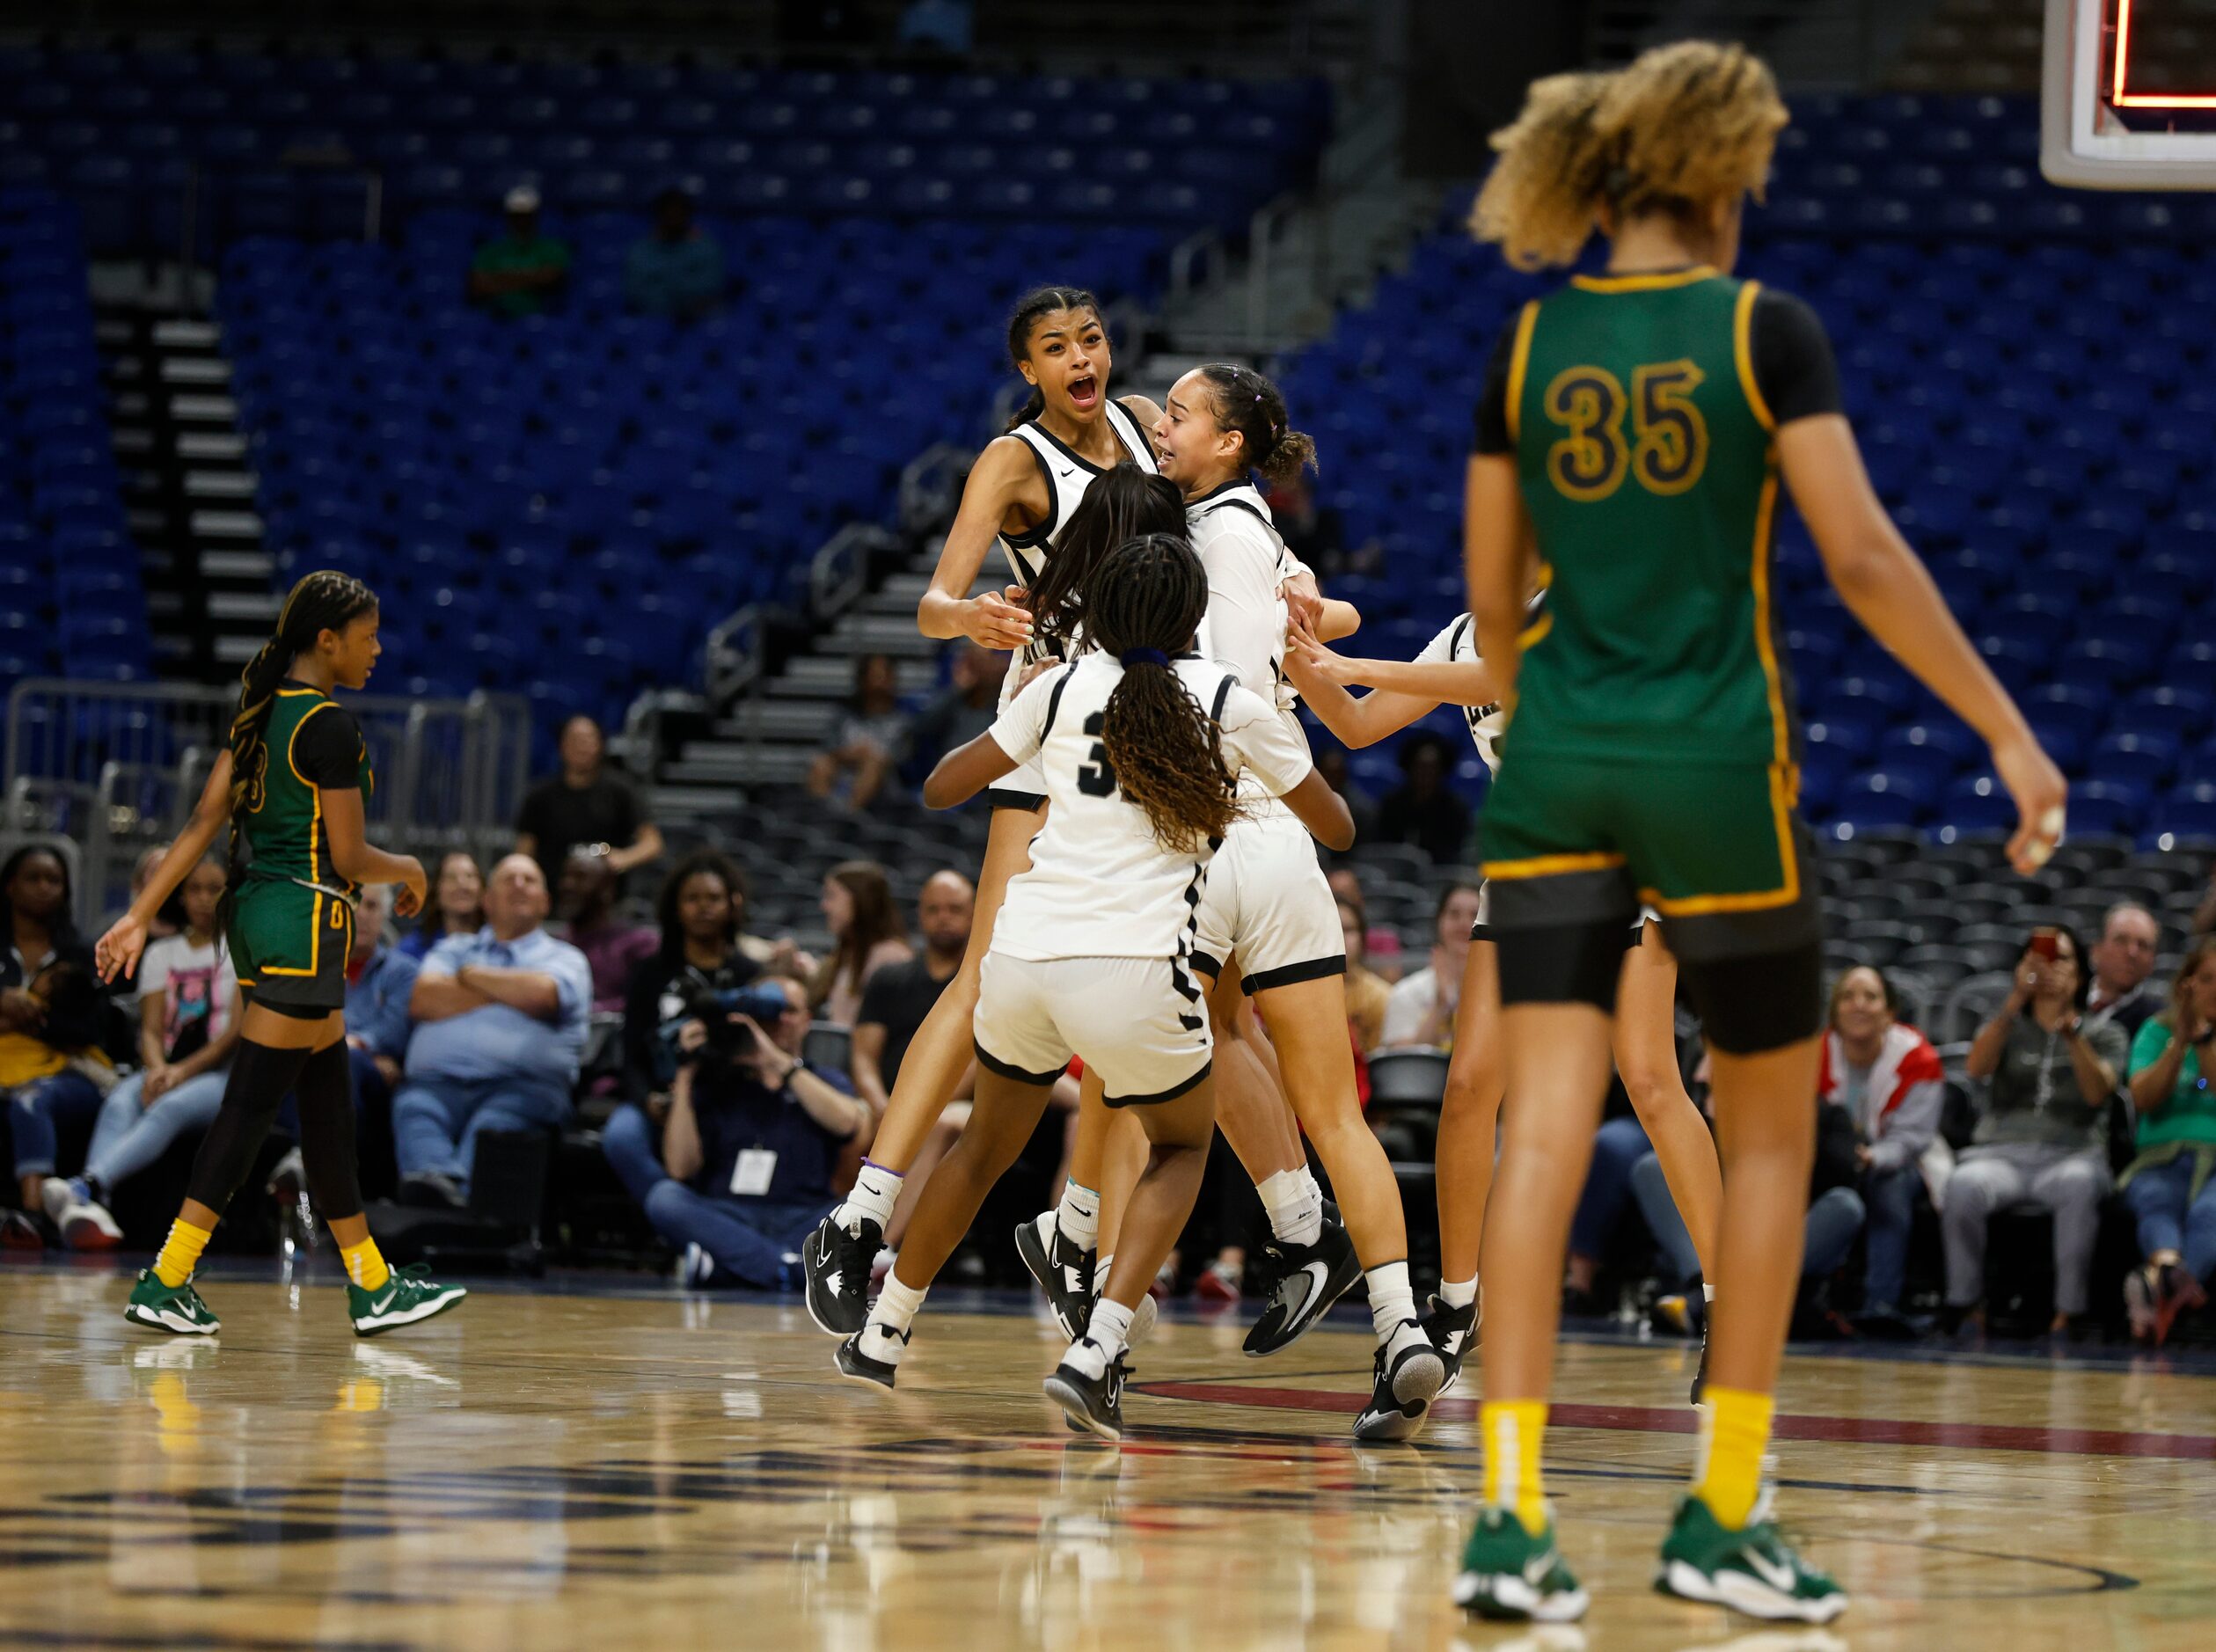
(1542, 360, 1709, 502)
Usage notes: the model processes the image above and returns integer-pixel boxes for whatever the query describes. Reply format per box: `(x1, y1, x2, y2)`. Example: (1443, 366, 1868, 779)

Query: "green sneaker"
(1452, 1506, 1589, 1622)
(1657, 1495, 1847, 1623)
(124, 1268, 220, 1336)
(348, 1264, 467, 1337)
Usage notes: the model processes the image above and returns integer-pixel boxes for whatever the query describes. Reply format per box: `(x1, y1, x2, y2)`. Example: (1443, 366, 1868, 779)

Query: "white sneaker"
(42, 1176, 121, 1250)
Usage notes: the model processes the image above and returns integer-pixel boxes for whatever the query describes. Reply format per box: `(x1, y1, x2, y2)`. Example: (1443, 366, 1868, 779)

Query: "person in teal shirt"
(624, 189, 724, 321)
(469, 186, 570, 318)
(2121, 937, 2216, 1345)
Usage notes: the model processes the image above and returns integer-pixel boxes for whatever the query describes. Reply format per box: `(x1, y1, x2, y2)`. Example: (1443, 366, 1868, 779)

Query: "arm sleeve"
(1471, 317, 1520, 457)
(2128, 1016, 2173, 1076)
(1201, 523, 1288, 701)
(1866, 1078, 1943, 1171)
(986, 664, 1062, 767)
(1218, 685, 1314, 797)
(1751, 289, 1843, 427)
(293, 706, 363, 790)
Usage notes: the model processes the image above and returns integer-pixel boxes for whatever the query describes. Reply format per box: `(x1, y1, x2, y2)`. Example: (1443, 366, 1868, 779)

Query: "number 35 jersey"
(984, 652, 1315, 963)
(1474, 269, 1841, 768)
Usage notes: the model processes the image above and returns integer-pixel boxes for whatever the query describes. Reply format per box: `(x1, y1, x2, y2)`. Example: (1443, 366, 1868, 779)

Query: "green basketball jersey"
(240, 683, 374, 892)
(1503, 267, 1795, 768)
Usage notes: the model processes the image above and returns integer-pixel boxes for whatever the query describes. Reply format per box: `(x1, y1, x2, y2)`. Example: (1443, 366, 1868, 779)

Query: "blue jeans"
(1861, 1163, 1920, 1311)
(1631, 1153, 1867, 1283)
(4, 1070, 103, 1179)
(391, 1072, 572, 1196)
(2123, 1154, 2216, 1284)
(84, 1067, 232, 1193)
(1570, 1115, 1652, 1260)
(642, 1181, 833, 1290)
(601, 1103, 665, 1208)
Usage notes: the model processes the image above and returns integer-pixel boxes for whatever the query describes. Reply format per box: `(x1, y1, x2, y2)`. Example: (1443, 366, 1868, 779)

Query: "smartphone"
(2030, 928, 2060, 961)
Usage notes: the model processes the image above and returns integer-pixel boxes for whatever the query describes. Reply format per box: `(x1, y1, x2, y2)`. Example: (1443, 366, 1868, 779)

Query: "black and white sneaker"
(1042, 1340, 1129, 1442)
(1242, 1217, 1362, 1357)
(1352, 1319, 1448, 1442)
(835, 1325, 904, 1391)
(1420, 1292, 1480, 1400)
(1015, 1211, 1095, 1340)
(802, 1214, 881, 1337)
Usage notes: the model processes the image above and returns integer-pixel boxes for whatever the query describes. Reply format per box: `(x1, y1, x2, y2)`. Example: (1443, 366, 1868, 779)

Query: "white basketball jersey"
(985, 652, 1314, 965)
(1188, 479, 1311, 805)
(1420, 592, 1545, 775)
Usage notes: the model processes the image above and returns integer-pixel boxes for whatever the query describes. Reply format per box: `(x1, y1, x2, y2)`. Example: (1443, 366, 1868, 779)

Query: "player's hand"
(1281, 571, 1325, 636)
(1993, 732, 2066, 877)
(1285, 622, 1358, 685)
(964, 589, 1034, 651)
(392, 857, 428, 920)
(1016, 654, 1062, 691)
(93, 915, 148, 985)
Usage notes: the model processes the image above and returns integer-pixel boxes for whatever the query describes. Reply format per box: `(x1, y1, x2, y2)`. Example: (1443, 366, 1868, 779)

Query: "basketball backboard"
(2043, 0, 2216, 188)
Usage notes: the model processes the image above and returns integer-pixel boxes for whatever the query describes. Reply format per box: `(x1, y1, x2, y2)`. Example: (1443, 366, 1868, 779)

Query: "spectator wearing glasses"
(2120, 938, 2216, 1345)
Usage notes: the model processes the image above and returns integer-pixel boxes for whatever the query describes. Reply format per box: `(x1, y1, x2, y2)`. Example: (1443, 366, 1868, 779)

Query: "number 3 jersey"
(1474, 269, 1841, 768)
(984, 652, 1315, 963)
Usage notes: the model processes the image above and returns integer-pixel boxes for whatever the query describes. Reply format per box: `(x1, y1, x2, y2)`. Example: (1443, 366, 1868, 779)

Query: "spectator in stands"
(1340, 897, 1390, 1056)
(516, 715, 664, 888)
(1380, 882, 1481, 1049)
(41, 854, 239, 1249)
(624, 187, 724, 321)
(559, 846, 657, 1011)
(1376, 732, 1471, 866)
(650, 973, 869, 1290)
(605, 852, 760, 1207)
(723, 860, 813, 977)
(1945, 925, 2126, 1335)
(1, 845, 111, 1228)
(2087, 902, 2162, 1041)
(396, 855, 591, 1208)
(337, 881, 414, 1199)
(811, 861, 911, 1028)
(2120, 938, 2216, 1344)
(1315, 749, 1379, 847)
(1266, 471, 1372, 580)
(468, 185, 569, 318)
(2195, 874, 2216, 941)
(910, 642, 1001, 770)
(103, 844, 182, 994)
(1327, 866, 1401, 976)
(808, 654, 910, 811)
(400, 851, 485, 961)
(852, 870, 973, 1118)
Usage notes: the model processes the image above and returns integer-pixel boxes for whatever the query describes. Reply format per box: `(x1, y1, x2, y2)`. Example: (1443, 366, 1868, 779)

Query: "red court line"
(1137, 1384, 2216, 1462)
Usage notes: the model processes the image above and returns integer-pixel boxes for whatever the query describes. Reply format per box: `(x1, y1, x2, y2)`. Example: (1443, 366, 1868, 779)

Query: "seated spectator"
(624, 187, 724, 320)
(725, 861, 814, 976)
(1340, 897, 1390, 1057)
(2, 845, 113, 1231)
(2087, 902, 2162, 1041)
(103, 844, 183, 995)
(469, 185, 569, 318)
(399, 851, 485, 961)
(1376, 733, 1470, 866)
(516, 715, 664, 889)
(1379, 882, 1481, 1049)
(1326, 867, 1401, 976)
(605, 852, 760, 1208)
(396, 856, 591, 1208)
(559, 847, 658, 1011)
(811, 861, 912, 1029)
(42, 854, 238, 1248)
(2119, 938, 2216, 1345)
(808, 654, 910, 811)
(909, 642, 1002, 771)
(340, 882, 417, 1197)
(1944, 925, 2125, 1335)
(647, 974, 869, 1290)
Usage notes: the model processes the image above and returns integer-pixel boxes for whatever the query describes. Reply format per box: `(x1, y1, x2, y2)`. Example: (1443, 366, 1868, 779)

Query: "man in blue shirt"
(396, 856, 591, 1208)
(649, 974, 868, 1290)
(623, 189, 724, 321)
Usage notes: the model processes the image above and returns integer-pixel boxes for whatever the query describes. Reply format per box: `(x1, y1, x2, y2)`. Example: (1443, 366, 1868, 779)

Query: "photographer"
(647, 974, 868, 1290)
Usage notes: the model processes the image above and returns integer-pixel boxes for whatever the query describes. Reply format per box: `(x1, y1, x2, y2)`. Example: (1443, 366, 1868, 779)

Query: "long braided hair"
(1082, 535, 1240, 854)
(222, 570, 378, 929)
(1025, 463, 1184, 660)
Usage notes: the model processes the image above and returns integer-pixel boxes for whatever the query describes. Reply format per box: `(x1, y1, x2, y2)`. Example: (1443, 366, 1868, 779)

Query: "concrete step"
(822, 613, 944, 658)
(215, 634, 263, 665)
(159, 356, 230, 385)
(666, 743, 819, 786)
(188, 508, 263, 542)
(646, 784, 747, 821)
(208, 590, 283, 621)
(183, 469, 258, 500)
(153, 318, 220, 348)
(176, 432, 247, 462)
(171, 393, 238, 423)
(201, 549, 274, 579)
(712, 700, 837, 742)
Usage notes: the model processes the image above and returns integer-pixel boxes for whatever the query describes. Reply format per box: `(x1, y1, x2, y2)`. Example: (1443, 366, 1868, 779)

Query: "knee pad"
(1496, 920, 1626, 1013)
(1677, 941, 1824, 1055)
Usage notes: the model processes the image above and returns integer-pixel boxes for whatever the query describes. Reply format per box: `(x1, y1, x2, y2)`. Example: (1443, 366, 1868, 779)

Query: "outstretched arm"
(95, 756, 234, 983)
(918, 438, 1043, 649)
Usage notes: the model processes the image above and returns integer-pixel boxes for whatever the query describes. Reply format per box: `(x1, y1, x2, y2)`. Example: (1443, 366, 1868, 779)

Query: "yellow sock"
(340, 1236, 391, 1292)
(152, 1217, 212, 1289)
(1480, 1400, 1549, 1535)
(1694, 1385, 1775, 1530)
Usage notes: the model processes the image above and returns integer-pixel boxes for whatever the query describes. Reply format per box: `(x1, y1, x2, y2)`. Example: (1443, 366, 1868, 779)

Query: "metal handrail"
(706, 603, 765, 708)
(1170, 225, 1225, 307)
(898, 442, 969, 533)
(1246, 191, 1304, 342)
(809, 523, 895, 623)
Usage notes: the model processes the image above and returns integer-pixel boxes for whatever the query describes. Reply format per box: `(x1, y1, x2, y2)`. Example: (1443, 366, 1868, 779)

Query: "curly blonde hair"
(1472, 40, 1789, 271)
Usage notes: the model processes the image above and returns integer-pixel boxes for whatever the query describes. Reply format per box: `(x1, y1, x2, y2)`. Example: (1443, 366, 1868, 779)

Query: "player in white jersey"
(801, 287, 1167, 1334)
(1285, 602, 1727, 1402)
(835, 536, 1354, 1440)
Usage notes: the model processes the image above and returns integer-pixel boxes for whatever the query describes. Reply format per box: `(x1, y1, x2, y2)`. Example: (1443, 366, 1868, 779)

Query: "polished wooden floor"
(3, 1262, 2213, 1651)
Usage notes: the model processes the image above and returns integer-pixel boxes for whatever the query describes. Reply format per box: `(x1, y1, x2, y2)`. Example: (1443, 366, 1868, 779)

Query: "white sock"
(835, 1161, 903, 1233)
(1366, 1260, 1415, 1341)
(859, 1273, 926, 1366)
(1257, 1167, 1324, 1248)
(1089, 1297, 1137, 1363)
(1440, 1276, 1478, 1312)
(1093, 1253, 1115, 1295)
(1057, 1181, 1101, 1252)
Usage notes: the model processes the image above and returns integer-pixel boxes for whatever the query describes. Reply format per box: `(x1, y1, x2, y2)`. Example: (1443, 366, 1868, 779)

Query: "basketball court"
(4, 1261, 2211, 1649)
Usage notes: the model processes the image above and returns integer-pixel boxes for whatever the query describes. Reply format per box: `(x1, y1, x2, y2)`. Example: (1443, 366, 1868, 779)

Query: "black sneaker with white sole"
(1042, 1340, 1128, 1442)
(802, 1214, 881, 1336)
(1242, 1217, 1362, 1357)
(835, 1326, 904, 1390)
(1420, 1292, 1479, 1399)
(1352, 1319, 1448, 1442)
(1015, 1211, 1095, 1341)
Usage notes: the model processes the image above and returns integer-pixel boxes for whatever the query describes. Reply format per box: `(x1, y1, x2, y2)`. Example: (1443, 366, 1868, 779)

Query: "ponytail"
(1192, 362, 1316, 486)
(1083, 534, 1240, 854)
(1004, 283, 1104, 432)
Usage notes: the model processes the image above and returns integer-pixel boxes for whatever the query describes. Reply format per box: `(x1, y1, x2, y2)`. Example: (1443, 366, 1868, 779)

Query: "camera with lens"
(661, 982, 794, 1077)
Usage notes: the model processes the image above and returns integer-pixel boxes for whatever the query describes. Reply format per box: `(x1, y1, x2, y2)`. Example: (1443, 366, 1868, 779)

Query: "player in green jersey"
(1449, 42, 2066, 1626)
(96, 571, 466, 1340)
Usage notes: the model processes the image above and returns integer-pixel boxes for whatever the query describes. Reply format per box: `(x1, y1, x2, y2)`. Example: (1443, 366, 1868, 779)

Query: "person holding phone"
(1944, 925, 2126, 1335)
